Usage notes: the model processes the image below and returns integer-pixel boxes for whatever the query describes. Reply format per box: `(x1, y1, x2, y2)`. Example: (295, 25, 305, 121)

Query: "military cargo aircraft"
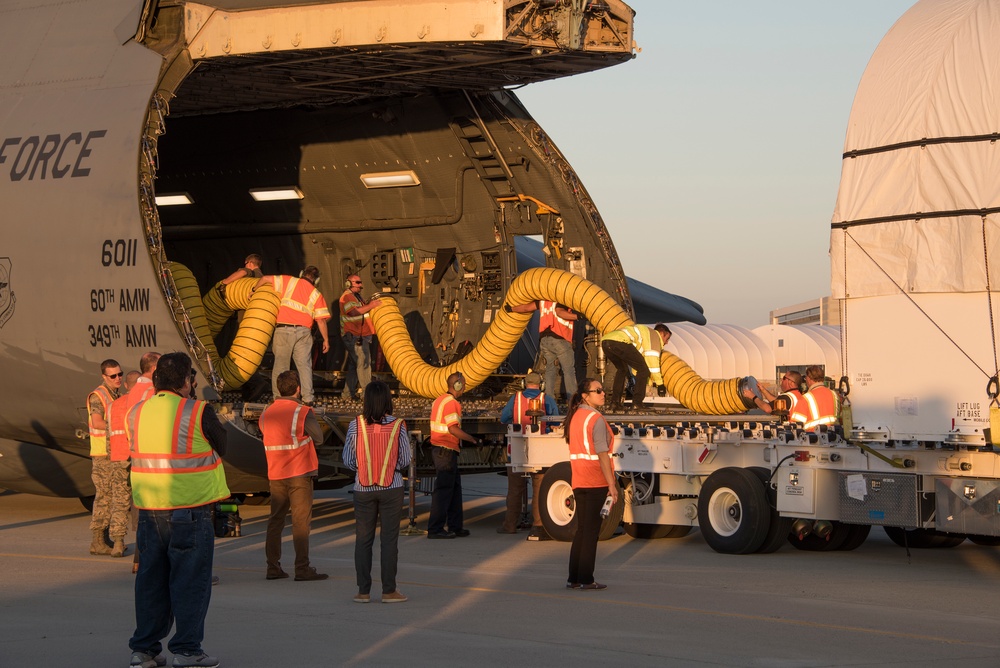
(0, 0, 705, 506)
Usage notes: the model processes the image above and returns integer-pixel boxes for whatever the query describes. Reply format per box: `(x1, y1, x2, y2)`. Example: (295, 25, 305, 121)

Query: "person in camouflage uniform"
(87, 359, 124, 556)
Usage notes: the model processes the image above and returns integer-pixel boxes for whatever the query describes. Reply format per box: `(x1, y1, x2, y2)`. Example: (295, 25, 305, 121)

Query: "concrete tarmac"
(2, 476, 1000, 667)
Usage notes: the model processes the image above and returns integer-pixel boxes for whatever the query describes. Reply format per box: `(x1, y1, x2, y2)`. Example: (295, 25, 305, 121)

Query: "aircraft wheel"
(748, 467, 791, 554)
(539, 462, 577, 542)
(697, 467, 769, 554)
(968, 535, 1000, 546)
(79, 495, 95, 512)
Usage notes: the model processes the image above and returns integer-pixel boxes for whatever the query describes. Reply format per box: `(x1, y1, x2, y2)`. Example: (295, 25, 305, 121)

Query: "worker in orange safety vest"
(803, 365, 839, 432)
(259, 369, 327, 582)
(256, 266, 331, 405)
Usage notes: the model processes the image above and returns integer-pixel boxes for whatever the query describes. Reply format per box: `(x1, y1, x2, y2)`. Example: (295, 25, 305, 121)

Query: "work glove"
(503, 303, 512, 313)
(657, 384, 667, 397)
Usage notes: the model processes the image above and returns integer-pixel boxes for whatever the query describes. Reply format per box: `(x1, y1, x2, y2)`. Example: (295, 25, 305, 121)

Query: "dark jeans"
(130, 505, 215, 657)
(428, 446, 462, 533)
(602, 339, 648, 407)
(266, 475, 314, 577)
(568, 486, 608, 586)
(354, 487, 404, 594)
(504, 473, 545, 529)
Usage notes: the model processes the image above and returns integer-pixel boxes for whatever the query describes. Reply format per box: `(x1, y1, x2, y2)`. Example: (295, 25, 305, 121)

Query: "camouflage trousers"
(89, 458, 131, 539)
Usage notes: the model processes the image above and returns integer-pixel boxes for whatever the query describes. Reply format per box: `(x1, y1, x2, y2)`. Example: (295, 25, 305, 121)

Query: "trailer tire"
(968, 535, 1000, 546)
(837, 524, 871, 551)
(80, 495, 95, 513)
(539, 462, 577, 542)
(697, 467, 769, 554)
(748, 467, 791, 554)
(884, 527, 964, 548)
(538, 462, 623, 542)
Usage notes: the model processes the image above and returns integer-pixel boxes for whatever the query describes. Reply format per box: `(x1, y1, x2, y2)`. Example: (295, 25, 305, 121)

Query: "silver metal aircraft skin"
(0, 0, 699, 502)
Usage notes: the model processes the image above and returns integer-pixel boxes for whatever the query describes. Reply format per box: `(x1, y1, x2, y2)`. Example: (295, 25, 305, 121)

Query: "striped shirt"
(342, 415, 412, 492)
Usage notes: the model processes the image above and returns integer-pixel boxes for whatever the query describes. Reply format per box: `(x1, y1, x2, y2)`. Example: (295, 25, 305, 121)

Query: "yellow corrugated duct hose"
(169, 262, 220, 363)
(658, 351, 747, 415)
(369, 266, 636, 397)
(369, 267, 750, 413)
(169, 263, 280, 390)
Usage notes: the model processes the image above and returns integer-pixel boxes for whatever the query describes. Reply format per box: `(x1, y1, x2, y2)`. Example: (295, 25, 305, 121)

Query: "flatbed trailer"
(510, 414, 1000, 553)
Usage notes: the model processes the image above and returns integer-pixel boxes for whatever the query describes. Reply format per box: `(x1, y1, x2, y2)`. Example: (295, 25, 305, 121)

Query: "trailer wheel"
(748, 467, 791, 554)
(968, 535, 1000, 546)
(697, 467, 769, 554)
(538, 462, 623, 542)
(79, 495, 95, 512)
(539, 462, 577, 542)
(837, 524, 871, 551)
(884, 527, 965, 548)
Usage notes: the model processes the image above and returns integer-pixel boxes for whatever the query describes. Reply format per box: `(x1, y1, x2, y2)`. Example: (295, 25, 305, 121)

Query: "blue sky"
(518, 1, 916, 327)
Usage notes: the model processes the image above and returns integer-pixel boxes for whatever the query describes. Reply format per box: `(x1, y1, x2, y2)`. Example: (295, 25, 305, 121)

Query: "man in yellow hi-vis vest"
(125, 352, 229, 668)
(601, 323, 671, 411)
(87, 358, 122, 556)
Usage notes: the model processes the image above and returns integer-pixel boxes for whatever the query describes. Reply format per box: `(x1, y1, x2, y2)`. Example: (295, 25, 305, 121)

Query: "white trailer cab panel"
(843, 294, 994, 442)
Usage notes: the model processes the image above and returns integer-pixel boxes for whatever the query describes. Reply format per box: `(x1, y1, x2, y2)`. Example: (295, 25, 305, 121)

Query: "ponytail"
(564, 377, 598, 443)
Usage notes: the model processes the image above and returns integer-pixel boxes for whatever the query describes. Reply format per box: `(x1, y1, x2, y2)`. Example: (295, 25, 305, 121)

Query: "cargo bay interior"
(140, 0, 641, 400)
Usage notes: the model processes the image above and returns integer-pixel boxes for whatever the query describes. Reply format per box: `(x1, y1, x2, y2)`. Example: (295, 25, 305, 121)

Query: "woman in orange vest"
(564, 378, 618, 591)
(342, 380, 412, 603)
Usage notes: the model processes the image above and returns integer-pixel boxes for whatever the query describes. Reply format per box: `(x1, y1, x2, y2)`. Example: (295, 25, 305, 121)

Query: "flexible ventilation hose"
(370, 267, 751, 413)
(169, 263, 280, 390)
(170, 262, 752, 412)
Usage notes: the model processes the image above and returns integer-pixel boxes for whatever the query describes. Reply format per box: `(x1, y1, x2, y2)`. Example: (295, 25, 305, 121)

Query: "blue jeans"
(129, 506, 215, 657)
(354, 487, 404, 594)
(342, 333, 372, 398)
(272, 325, 316, 402)
(539, 335, 577, 401)
(427, 447, 462, 533)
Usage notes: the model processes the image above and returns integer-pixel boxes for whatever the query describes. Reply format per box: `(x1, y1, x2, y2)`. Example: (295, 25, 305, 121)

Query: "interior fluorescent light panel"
(155, 193, 193, 206)
(360, 170, 420, 189)
(249, 186, 305, 202)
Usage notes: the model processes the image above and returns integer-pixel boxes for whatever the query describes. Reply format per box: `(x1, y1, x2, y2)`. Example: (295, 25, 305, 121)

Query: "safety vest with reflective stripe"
(127, 392, 230, 510)
(602, 325, 664, 385)
(88, 385, 115, 457)
(569, 407, 614, 489)
(272, 275, 331, 327)
(803, 385, 839, 432)
(107, 395, 131, 462)
(513, 391, 546, 426)
(356, 416, 404, 487)
(126, 377, 155, 411)
(430, 394, 461, 451)
(539, 301, 573, 342)
(781, 390, 809, 425)
(339, 290, 373, 336)
(259, 398, 319, 480)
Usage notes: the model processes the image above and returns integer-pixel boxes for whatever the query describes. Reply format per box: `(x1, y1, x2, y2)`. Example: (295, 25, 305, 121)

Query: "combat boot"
(111, 538, 127, 558)
(90, 529, 111, 555)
